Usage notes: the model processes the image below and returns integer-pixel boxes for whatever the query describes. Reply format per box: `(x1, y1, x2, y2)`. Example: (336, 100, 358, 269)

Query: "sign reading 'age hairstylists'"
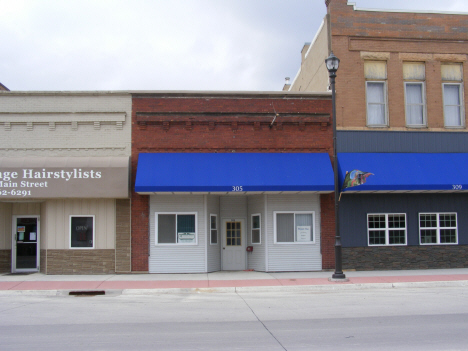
(0, 167, 127, 199)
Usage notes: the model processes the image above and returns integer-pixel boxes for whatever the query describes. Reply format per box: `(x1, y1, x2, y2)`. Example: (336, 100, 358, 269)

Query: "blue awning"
(135, 153, 334, 193)
(338, 153, 468, 192)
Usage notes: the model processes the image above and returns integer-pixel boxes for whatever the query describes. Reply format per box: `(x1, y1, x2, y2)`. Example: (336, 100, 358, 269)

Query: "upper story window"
(403, 62, 426, 127)
(364, 61, 388, 127)
(442, 63, 465, 128)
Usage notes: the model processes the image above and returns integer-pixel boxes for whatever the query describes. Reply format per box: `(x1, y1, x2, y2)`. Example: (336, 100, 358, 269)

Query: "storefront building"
(132, 92, 336, 273)
(287, 0, 468, 269)
(0, 92, 132, 274)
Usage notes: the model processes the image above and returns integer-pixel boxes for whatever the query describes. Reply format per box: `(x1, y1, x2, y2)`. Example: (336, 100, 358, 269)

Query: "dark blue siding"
(339, 193, 468, 247)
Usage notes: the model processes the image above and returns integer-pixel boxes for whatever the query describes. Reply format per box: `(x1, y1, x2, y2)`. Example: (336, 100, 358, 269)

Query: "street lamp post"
(325, 52, 346, 280)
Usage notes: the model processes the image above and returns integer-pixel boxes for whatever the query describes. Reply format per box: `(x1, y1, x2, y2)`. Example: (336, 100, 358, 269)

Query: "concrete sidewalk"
(1, 268, 468, 295)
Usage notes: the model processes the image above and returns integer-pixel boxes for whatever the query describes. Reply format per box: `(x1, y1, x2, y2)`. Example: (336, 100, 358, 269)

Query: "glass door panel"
(15, 217, 38, 270)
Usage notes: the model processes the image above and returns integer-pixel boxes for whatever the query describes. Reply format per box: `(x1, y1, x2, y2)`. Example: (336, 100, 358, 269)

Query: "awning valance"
(135, 153, 334, 194)
(338, 153, 468, 192)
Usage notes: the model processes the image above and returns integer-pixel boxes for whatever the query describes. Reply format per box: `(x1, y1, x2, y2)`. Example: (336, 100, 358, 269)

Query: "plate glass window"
(275, 212, 314, 243)
(442, 63, 464, 128)
(70, 216, 95, 249)
(251, 214, 261, 244)
(157, 213, 196, 244)
(420, 213, 457, 244)
(367, 214, 406, 246)
(365, 61, 388, 126)
(404, 63, 426, 127)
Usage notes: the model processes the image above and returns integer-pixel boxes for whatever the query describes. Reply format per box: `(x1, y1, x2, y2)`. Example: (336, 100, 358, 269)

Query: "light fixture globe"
(325, 52, 340, 73)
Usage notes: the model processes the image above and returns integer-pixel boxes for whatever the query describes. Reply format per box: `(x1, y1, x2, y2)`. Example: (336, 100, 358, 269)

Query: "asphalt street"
(1, 286, 467, 350)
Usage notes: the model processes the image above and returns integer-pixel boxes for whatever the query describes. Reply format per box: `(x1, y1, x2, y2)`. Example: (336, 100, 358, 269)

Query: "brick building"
(131, 91, 337, 273)
(0, 91, 132, 274)
(288, 0, 468, 269)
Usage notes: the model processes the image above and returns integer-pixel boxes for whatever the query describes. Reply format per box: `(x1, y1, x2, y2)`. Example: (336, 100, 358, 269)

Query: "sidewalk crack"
(95, 275, 115, 290)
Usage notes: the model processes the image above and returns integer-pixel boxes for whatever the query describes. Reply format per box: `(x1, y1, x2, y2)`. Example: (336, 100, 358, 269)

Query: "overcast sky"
(1, 0, 468, 92)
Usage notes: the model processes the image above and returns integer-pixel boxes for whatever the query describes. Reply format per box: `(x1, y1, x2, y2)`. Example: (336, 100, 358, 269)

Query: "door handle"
(223, 247, 225, 250)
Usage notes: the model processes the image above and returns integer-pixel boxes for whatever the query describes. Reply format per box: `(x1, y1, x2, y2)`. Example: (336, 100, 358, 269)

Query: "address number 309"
(232, 186, 243, 192)
(453, 185, 463, 190)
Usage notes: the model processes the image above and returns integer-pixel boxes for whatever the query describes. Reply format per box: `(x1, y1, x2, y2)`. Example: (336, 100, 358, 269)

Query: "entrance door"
(222, 219, 246, 270)
(12, 216, 40, 273)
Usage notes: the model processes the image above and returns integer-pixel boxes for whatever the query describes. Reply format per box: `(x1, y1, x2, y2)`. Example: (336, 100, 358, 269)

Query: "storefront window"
(70, 216, 95, 249)
(274, 212, 314, 243)
(367, 213, 406, 246)
(156, 213, 197, 244)
(420, 213, 457, 244)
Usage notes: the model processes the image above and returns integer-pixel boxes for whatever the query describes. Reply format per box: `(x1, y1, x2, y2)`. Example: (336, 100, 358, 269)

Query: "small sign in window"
(296, 226, 311, 242)
(178, 232, 196, 244)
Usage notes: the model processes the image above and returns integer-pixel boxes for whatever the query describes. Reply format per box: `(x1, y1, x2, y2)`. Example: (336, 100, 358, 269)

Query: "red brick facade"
(131, 92, 335, 272)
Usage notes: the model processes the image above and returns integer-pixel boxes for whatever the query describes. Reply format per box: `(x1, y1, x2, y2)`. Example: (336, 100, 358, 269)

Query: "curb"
(0, 280, 466, 296)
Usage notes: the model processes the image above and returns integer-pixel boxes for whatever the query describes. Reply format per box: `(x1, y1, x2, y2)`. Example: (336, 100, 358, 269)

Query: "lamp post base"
(329, 276, 349, 282)
(331, 272, 347, 280)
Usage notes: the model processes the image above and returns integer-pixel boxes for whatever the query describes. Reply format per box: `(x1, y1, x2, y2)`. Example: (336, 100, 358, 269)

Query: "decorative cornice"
(135, 113, 330, 131)
(0, 112, 126, 131)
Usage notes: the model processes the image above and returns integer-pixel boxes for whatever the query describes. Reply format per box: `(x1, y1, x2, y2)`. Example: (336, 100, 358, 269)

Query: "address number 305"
(232, 186, 243, 192)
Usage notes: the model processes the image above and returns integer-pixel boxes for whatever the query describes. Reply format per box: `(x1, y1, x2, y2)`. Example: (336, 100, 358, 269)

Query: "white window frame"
(155, 212, 198, 246)
(251, 213, 261, 245)
(210, 214, 218, 245)
(273, 211, 315, 245)
(419, 212, 458, 245)
(367, 213, 407, 246)
(69, 215, 95, 249)
(442, 83, 465, 128)
(366, 80, 388, 127)
(404, 81, 427, 128)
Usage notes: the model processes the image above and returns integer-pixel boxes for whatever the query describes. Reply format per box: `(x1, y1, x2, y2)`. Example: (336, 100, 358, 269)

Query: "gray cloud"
(1, 0, 466, 91)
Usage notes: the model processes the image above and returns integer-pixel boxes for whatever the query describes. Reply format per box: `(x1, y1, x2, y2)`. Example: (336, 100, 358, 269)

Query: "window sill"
(419, 243, 458, 246)
(406, 125, 427, 129)
(274, 242, 315, 245)
(366, 124, 389, 128)
(368, 244, 407, 247)
(155, 243, 198, 246)
(444, 125, 465, 129)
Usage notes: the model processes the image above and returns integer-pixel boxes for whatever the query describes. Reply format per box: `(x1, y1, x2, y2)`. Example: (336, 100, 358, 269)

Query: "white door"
(222, 218, 246, 270)
(12, 215, 40, 273)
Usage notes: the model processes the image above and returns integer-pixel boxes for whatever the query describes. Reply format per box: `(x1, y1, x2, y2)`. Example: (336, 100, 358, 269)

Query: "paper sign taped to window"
(178, 232, 195, 243)
(296, 226, 311, 242)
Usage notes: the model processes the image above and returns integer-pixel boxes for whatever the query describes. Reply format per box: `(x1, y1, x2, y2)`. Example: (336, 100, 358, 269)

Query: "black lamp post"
(325, 52, 346, 280)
